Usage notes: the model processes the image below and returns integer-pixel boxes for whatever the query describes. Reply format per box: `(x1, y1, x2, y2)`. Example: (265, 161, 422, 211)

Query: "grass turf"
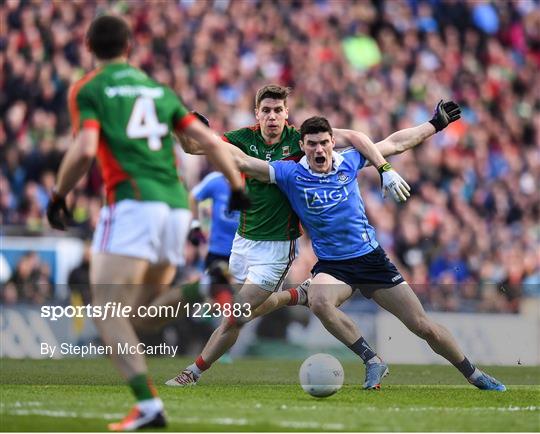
(0, 358, 538, 432)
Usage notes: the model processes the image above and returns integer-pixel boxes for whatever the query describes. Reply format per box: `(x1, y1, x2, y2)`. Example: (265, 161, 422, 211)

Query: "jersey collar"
(299, 151, 344, 177)
(255, 124, 289, 147)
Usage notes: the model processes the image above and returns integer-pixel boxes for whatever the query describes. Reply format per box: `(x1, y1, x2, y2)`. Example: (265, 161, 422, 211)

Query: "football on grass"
(299, 353, 344, 397)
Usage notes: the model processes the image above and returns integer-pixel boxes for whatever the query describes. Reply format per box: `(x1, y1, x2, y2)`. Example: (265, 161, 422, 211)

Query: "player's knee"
(309, 296, 333, 317)
(410, 317, 439, 341)
(222, 315, 246, 331)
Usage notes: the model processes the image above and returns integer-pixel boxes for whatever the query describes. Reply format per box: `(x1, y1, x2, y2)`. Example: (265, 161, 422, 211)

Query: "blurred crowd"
(1, 0, 539, 313)
(2, 251, 53, 304)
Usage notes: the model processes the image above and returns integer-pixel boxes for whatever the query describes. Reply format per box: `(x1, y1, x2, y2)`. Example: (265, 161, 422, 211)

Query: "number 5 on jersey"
(126, 97, 168, 150)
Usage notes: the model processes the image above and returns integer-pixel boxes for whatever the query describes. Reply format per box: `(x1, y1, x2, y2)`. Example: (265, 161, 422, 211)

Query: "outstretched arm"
(230, 146, 271, 183)
(336, 122, 436, 160)
(176, 111, 211, 155)
(178, 118, 251, 211)
(337, 100, 461, 159)
(176, 126, 270, 183)
(179, 120, 244, 190)
(375, 122, 435, 157)
(334, 128, 387, 167)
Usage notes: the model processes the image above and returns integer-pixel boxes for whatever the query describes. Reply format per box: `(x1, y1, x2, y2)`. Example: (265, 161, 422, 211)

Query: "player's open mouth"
(315, 156, 326, 164)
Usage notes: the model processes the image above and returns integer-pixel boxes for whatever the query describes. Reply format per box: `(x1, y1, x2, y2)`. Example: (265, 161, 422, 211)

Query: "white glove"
(379, 164, 411, 203)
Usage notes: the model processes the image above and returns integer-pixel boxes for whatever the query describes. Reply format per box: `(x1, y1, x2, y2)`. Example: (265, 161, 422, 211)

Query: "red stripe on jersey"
(174, 113, 197, 131)
(83, 119, 100, 130)
(96, 136, 130, 204)
(68, 68, 102, 137)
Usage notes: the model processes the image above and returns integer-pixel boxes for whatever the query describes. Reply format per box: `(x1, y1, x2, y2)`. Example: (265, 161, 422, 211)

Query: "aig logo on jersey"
(304, 186, 349, 209)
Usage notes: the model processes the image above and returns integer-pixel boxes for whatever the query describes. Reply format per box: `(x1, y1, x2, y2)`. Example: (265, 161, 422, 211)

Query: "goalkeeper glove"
(429, 100, 461, 132)
(228, 189, 251, 211)
(187, 219, 207, 246)
(378, 163, 411, 203)
(46, 191, 72, 230)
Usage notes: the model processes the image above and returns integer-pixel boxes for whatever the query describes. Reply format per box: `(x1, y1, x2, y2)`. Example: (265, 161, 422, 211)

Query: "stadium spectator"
(1, 251, 52, 305)
(1, 0, 539, 313)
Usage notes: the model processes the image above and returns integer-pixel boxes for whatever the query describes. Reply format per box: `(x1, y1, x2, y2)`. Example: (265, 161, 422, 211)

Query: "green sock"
(181, 280, 202, 303)
(128, 374, 156, 401)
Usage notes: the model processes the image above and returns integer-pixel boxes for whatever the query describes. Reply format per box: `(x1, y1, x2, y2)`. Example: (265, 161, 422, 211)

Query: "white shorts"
(92, 199, 191, 265)
(229, 234, 297, 292)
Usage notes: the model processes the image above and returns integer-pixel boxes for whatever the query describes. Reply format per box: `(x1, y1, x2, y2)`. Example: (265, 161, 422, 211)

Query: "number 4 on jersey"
(126, 97, 168, 150)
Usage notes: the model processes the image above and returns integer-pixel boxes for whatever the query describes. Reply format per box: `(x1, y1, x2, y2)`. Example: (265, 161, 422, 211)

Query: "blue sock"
(348, 337, 377, 364)
(453, 357, 475, 378)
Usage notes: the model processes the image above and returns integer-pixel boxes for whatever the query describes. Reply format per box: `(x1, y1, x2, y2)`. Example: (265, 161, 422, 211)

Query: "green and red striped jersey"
(68, 62, 195, 208)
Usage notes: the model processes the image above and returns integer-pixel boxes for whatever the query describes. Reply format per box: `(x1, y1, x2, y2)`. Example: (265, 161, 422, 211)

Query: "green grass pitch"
(0, 357, 538, 432)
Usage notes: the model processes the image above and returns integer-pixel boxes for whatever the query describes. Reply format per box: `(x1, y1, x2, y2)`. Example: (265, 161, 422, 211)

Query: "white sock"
(137, 398, 163, 414)
(366, 355, 382, 365)
(187, 363, 202, 376)
(468, 368, 482, 380)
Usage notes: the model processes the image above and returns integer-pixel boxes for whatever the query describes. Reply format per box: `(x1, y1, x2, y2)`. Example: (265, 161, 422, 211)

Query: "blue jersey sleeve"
(192, 172, 221, 201)
(269, 160, 296, 191)
(341, 149, 366, 171)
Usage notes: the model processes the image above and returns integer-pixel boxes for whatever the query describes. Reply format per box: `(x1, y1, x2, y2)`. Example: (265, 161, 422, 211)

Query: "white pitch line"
(386, 384, 540, 389)
(277, 420, 345, 430)
(2, 407, 344, 430)
(4, 409, 124, 420)
(2, 403, 538, 432)
(279, 403, 539, 413)
(361, 405, 539, 413)
(2, 408, 252, 427)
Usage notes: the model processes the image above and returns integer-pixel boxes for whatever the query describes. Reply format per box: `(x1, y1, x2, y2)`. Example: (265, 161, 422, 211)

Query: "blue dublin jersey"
(269, 150, 378, 260)
(192, 172, 240, 257)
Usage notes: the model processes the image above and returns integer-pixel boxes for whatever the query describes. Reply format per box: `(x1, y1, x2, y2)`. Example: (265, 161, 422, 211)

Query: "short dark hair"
(255, 84, 291, 108)
(300, 116, 333, 141)
(86, 15, 131, 60)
